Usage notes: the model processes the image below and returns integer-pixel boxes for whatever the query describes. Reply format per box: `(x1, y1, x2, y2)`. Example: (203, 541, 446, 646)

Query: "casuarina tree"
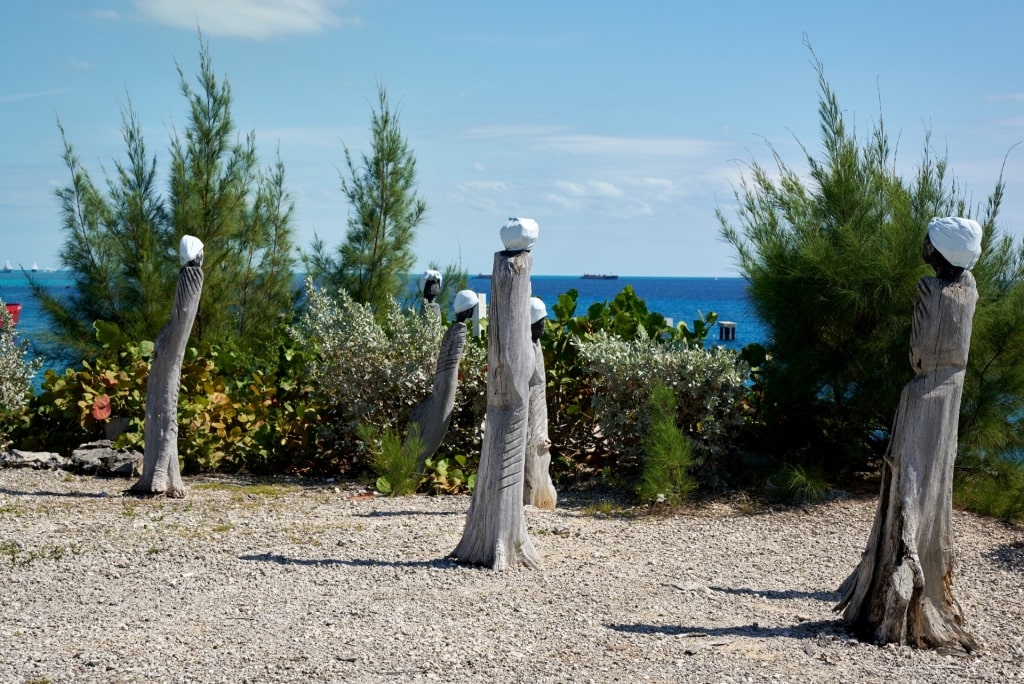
(36, 34, 297, 365)
(718, 47, 1009, 476)
(305, 83, 427, 313)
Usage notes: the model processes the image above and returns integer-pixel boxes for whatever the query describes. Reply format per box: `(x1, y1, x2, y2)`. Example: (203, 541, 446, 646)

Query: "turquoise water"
(0, 271, 766, 366)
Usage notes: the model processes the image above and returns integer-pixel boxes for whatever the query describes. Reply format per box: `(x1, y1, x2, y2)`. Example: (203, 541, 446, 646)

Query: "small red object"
(2, 303, 20, 327)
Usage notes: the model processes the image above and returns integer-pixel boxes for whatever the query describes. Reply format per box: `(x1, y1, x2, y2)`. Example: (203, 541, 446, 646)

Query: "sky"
(3, 1, 1023, 277)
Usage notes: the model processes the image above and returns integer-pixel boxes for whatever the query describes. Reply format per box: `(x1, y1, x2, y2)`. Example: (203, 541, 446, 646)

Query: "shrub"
(577, 331, 750, 489)
(542, 286, 718, 482)
(360, 423, 423, 496)
(0, 304, 41, 449)
(954, 453, 1024, 521)
(635, 381, 696, 505)
(17, 323, 320, 473)
(295, 282, 487, 472)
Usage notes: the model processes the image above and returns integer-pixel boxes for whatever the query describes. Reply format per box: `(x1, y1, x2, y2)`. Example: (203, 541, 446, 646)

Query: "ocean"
(469, 275, 764, 350)
(0, 271, 766, 372)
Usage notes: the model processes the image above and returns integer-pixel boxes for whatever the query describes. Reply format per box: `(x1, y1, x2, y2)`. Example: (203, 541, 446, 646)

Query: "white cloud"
(71, 59, 93, 71)
(133, 0, 359, 39)
(464, 124, 568, 139)
(538, 134, 723, 159)
(993, 117, 1024, 128)
(91, 9, 121, 21)
(0, 88, 73, 104)
(985, 93, 1024, 103)
(472, 162, 486, 173)
(455, 180, 508, 193)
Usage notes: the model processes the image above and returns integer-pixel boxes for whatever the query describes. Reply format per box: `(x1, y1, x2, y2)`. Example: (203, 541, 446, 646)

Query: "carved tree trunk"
(836, 273, 979, 652)
(411, 321, 468, 469)
(523, 338, 557, 509)
(131, 263, 204, 498)
(451, 249, 539, 570)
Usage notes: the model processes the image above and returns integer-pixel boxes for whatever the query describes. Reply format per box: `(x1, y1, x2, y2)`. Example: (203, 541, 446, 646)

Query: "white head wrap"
(529, 297, 548, 324)
(499, 217, 539, 251)
(927, 217, 982, 269)
(179, 235, 204, 266)
(420, 269, 442, 292)
(453, 290, 479, 314)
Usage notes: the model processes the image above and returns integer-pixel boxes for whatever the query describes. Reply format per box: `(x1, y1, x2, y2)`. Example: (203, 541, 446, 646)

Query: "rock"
(2, 441, 141, 477)
(2, 449, 68, 470)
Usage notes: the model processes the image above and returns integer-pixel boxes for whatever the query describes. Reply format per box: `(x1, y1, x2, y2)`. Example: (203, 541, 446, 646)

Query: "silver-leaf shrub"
(0, 304, 40, 449)
(294, 282, 487, 464)
(577, 331, 749, 488)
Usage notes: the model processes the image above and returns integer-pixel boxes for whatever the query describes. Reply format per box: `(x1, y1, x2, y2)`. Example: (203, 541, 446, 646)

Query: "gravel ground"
(1, 467, 1023, 684)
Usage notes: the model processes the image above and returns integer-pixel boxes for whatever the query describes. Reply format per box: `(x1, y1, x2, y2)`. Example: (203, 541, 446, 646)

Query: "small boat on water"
(1, 261, 11, 273)
(581, 273, 619, 280)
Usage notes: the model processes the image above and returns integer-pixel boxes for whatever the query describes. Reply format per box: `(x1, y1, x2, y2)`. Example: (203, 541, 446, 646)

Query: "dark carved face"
(424, 279, 440, 302)
(531, 319, 545, 342)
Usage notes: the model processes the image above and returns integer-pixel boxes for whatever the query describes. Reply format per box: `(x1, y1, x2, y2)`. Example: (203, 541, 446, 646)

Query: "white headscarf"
(179, 235, 204, 266)
(420, 269, 442, 292)
(454, 290, 479, 314)
(529, 297, 548, 324)
(499, 217, 539, 251)
(927, 217, 982, 269)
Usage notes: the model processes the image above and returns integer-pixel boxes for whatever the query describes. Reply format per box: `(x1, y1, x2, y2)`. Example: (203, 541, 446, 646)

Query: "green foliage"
(295, 281, 489, 474)
(305, 83, 427, 313)
(39, 35, 297, 366)
(577, 333, 750, 489)
(422, 453, 477, 494)
(16, 325, 320, 473)
(360, 423, 422, 497)
(772, 463, 831, 504)
(0, 304, 41, 449)
(542, 286, 719, 482)
(718, 46, 1012, 474)
(635, 382, 696, 505)
(954, 454, 1024, 521)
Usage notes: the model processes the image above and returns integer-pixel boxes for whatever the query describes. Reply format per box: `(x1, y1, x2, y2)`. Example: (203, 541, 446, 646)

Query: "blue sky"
(3, 1, 1023, 277)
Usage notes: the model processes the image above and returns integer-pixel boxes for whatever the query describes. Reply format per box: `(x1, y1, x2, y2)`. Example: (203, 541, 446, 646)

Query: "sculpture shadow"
(0, 486, 113, 499)
(352, 510, 461, 518)
(708, 586, 841, 602)
(606, 618, 845, 640)
(239, 552, 460, 570)
(983, 541, 1024, 573)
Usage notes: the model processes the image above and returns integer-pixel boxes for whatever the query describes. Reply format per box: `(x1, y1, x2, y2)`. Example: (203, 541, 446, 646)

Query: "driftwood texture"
(131, 263, 204, 498)
(836, 273, 979, 652)
(451, 249, 539, 569)
(410, 320, 469, 469)
(523, 337, 557, 509)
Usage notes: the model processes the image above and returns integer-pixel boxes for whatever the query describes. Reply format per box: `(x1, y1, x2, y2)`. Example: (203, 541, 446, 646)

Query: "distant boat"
(30, 262, 39, 272)
(581, 274, 618, 280)
(475, 273, 492, 279)
(1, 261, 11, 273)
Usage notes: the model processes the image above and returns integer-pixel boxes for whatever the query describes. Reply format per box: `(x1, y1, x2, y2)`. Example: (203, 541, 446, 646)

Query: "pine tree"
(38, 36, 297, 364)
(718, 47, 1017, 474)
(305, 83, 426, 313)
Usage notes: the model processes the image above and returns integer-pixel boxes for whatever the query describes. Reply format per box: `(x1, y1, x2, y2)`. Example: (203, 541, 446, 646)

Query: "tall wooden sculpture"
(452, 218, 540, 570)
(836, 217, 982, 652)
(411, 289, 479, 469)
(131, 236, 204, 498)
(523, 296, 557, 510)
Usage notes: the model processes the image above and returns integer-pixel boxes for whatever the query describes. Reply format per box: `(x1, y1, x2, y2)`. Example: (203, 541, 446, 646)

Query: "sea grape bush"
(541, 286, 721, 482)
(19, 324, 319, 473)
(577, 331, 750, 489)
(0, 304, 41, 449)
